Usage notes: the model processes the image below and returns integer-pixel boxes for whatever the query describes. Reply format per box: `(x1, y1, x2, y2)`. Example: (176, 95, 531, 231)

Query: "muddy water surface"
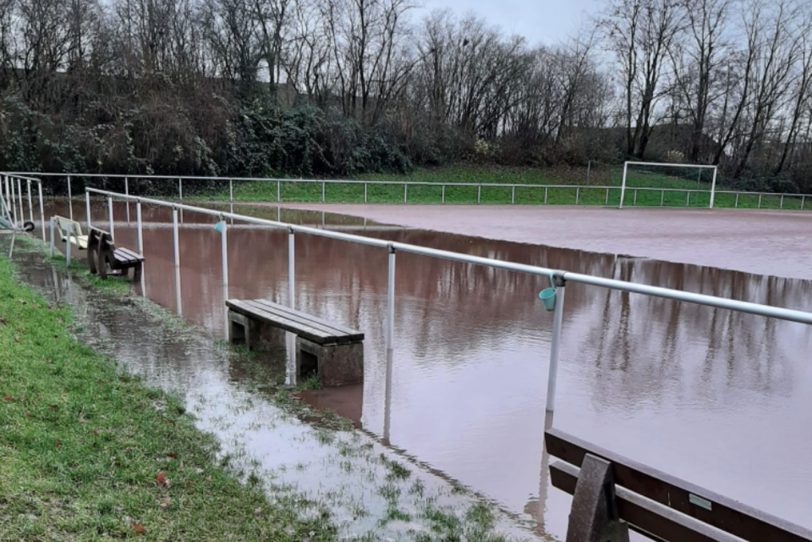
(42, 200, 812, 537)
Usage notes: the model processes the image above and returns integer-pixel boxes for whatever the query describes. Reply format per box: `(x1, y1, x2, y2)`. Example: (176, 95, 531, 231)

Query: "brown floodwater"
(43, 199, 812, 538)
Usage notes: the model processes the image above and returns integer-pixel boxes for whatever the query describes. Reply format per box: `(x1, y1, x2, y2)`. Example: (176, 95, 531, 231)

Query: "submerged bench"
(87, 227, 144, 281)
(226, 298, 364, 387)
(545, 428, 812, 542)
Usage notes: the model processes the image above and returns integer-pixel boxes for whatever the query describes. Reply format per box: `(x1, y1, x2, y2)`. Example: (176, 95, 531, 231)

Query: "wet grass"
(0, 255, 337, 540)
(6, 234, 537, 541)
(192, 164, 810, 210)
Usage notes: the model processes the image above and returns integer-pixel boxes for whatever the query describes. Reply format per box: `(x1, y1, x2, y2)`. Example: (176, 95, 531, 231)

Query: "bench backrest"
(53, 216, 83, 239)
(545, 429, 812, 542)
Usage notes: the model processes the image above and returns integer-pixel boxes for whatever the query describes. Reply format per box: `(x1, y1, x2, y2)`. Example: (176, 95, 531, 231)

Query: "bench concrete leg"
(227, 310, 286, 351)
(297, 338, 363, 387)
(566, 454, 629, 542)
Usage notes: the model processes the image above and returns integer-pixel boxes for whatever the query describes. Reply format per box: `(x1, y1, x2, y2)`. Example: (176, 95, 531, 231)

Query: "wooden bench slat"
(545, 429, 812, 542)
(241, 300, 360, 343)
(226, 299, 363, 343)
(227, 300, 355, 345)
(249, 299, 361, 338)
(550, 461, 742, 542)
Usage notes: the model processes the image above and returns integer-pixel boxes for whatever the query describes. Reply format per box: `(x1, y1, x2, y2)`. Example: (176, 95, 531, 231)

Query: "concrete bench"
(87, 227, 144, 281)
(545, 428, 812, 542)
(226, 298, 364, 387)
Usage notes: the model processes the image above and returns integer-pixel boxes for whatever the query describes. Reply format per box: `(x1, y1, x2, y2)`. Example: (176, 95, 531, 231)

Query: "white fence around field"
(2, 172, 812, 213)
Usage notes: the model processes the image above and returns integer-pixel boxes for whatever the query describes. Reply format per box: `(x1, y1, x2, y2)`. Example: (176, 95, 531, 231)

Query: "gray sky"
(414, 0, 604, 46)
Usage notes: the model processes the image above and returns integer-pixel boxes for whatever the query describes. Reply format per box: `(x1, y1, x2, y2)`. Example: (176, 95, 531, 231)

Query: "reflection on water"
(42, 200, 812, 537)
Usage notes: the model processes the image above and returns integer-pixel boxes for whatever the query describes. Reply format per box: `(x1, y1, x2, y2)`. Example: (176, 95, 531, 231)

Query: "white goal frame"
(621, 161, 718, 209)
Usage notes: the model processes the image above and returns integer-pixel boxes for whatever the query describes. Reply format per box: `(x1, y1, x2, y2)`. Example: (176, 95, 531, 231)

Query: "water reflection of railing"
(78, 187, 812, 415)
(5, 171, 812, 210)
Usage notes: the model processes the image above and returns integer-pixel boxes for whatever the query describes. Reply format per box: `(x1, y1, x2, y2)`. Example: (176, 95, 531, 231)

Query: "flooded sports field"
(37, 200, 812, 538)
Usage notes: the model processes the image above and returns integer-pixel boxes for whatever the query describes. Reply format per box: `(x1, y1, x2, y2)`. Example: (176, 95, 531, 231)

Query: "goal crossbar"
(621, 161, 718, 209)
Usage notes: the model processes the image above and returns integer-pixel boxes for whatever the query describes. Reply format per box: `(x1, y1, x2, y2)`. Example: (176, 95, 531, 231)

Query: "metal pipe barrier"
(84, 188, 812, 415)
(1, 174, 46, 241)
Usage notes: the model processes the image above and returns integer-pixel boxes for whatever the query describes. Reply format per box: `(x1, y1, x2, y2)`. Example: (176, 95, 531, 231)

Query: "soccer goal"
(620, 161, 718, 209)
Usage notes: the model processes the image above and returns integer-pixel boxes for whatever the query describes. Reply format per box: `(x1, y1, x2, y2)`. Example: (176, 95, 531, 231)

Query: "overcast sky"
(413, 0, 604, 46)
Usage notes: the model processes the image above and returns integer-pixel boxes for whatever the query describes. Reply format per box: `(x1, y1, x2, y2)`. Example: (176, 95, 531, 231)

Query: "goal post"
(620, 161, 718, 209)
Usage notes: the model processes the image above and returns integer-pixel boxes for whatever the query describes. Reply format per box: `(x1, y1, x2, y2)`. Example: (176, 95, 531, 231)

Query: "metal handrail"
(86, 187, 812, 324)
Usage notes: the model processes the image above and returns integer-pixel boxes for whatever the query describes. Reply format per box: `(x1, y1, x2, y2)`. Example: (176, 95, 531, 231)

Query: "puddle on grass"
(7, 242, 541, 541)
(29, 200, 812, 538)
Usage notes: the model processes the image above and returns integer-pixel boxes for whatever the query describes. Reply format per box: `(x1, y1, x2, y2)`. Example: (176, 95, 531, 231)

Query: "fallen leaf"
(155, 471, 169, 487)
(3, 395, 13, 402)
(131, 523, 146, 535)
(165, 452, 177, 459)
(54, 440, 62, 449)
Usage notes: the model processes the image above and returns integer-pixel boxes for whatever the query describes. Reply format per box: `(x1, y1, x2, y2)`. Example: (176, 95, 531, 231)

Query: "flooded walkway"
(37, 200, 812, 538)
(279, 204, 812, 280)
(7, 242, 538, 541)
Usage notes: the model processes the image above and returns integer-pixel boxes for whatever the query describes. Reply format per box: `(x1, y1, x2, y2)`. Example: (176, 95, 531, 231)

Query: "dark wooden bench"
(546, 428, 812, 542)
(87, 227, 144, 281)
(226, 298, 364, 386)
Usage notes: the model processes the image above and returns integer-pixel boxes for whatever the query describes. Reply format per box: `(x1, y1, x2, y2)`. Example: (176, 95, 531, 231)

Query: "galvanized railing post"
(178, 178, 184, 223)
(364, 182, 368, 203)
(26, 180, 33, 223)
(85, 191, 92, 230)
(16, 177, 23, 220)
(229, 179, 234, 221)
(546, 279, 566, 413)
(172, 207, 182, 315)
(277, 180, 281, 203)
(544, 187, 549, 204)
(403, 184, 408, 204)
(477, 185, 481, 204)
(660, 190, 665, 207)
(322, 181, 326, 203)
(511, 185, 516, 204)
(735, 193, 740, 208)
(758, 194, 763, 208)
(125, 177, 130, 223)
(220, 215, 229, 339)
(802, 195, 806, 210)
(575, 187, 580, 205)
(137, 200, 145, 295)
(107, 196, 114, 240)
(441, 185, 446, 204)
(386, 245, 396, 350)
(288, 228, 295, 308)
(605, 187, 610, 206)
(67, 175, 73, 220)
(37, 181, 45, 241)
(780, 194, 784, 209)
(633, 189, 638, 206)
(9, 176, 16, 223)
(686, 192, 690, 207)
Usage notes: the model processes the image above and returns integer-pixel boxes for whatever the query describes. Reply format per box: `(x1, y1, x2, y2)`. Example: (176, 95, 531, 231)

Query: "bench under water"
(40, 199, 812, 538)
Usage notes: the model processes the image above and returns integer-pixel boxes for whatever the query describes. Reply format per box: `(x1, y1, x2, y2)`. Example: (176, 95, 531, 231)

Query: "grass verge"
(0, 254, 335, 541)
(191, 163, 810, 211)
